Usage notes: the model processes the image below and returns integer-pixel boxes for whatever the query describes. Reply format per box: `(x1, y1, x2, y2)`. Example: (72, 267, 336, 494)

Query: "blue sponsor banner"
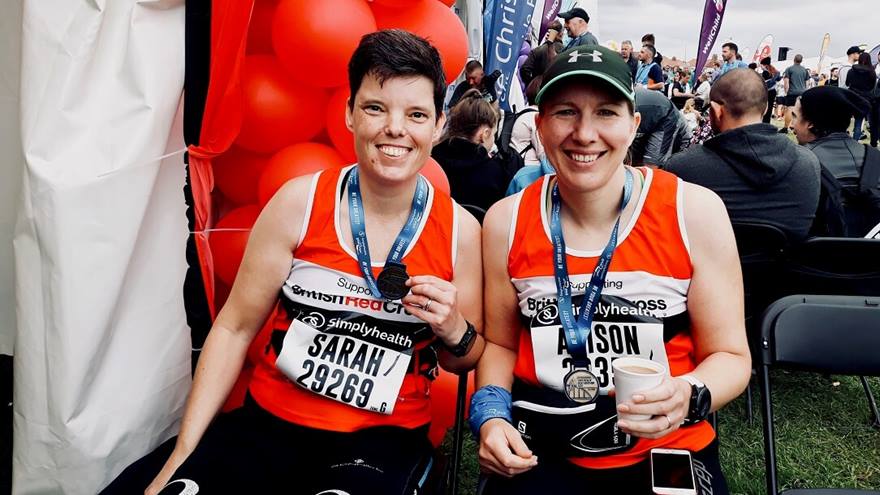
(483, 0, 536, 111)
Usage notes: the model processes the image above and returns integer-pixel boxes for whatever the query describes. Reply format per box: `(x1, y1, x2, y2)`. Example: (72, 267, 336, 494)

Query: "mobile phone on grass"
(650, 448, 697, 495)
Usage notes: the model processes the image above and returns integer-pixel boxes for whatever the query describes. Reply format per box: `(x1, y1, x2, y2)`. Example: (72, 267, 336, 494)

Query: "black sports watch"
(443, 321, 477, 358)
(680, 375, 712, 425)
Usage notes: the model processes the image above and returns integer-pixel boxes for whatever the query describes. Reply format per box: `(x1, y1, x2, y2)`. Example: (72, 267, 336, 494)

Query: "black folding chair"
(780, 237, 880, 426)
(758, 295, 880, 495)
(731, 222, 790, 423)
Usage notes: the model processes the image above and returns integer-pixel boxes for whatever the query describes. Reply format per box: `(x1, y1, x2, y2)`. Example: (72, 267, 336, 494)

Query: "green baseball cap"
(536, 44, 635, 105)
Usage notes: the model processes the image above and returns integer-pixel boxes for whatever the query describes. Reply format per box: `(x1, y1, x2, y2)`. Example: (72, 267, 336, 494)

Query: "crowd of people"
(101, 9, 878, 493)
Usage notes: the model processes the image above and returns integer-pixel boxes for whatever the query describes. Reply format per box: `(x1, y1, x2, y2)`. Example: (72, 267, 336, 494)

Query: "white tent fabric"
(0, 0, 24, 355)
(13, 1, 191, 493)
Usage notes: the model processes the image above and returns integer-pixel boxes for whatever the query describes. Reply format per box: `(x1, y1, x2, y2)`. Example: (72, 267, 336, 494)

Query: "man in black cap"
(558, 7, 598, 50)
(838, 46, 862, 90)
(666, 68, 821, 241)
(792, 86, 880, 236)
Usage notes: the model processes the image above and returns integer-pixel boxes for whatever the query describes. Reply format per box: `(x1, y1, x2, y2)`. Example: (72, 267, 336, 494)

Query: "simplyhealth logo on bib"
(529, 294, 669, 391)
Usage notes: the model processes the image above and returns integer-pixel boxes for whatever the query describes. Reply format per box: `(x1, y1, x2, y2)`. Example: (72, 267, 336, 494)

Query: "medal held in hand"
(550, 168, 633, 404)
(347, 167, 428, 301)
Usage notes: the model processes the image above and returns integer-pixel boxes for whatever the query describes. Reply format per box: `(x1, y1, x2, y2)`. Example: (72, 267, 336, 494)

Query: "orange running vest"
(249, 165, 457, 432)
(508, 167, 715, 469)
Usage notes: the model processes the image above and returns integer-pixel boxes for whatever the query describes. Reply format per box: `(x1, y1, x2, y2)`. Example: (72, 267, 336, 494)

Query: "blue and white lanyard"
(550, 168, 633, 367)
(346, 167, 427, 299)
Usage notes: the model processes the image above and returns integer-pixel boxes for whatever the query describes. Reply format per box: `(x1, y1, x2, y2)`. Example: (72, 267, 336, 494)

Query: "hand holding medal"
(402, 275, 468, 346)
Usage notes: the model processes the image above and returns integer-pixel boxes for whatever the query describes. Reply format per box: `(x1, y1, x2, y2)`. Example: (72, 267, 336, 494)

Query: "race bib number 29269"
(275, 315, 413, 415)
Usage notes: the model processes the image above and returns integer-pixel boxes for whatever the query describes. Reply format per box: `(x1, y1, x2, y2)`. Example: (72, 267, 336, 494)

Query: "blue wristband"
(468, 385, 513, 437)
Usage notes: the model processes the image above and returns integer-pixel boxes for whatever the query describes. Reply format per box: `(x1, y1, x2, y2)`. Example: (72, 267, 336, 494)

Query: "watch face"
(694, 386, 712, 419)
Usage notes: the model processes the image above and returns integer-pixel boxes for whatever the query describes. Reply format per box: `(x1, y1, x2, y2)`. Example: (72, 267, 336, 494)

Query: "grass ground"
(444, 372, 880, 494)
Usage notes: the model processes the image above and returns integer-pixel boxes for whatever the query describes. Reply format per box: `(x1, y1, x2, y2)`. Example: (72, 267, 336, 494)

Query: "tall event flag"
(692, 0, 728, 85)
(537, 0, 562, 41)
(817, 33, 831, 74)
(484, 0, 536, 111)
(752, 34, 773, 63)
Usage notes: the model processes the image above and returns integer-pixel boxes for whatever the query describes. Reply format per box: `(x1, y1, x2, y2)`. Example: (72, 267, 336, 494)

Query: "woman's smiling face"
(536, 79, 640, 193)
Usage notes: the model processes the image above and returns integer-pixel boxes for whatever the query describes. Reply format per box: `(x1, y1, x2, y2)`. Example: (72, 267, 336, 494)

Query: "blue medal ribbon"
(347, 167, 428, 300)
(550, 168, 634, 368)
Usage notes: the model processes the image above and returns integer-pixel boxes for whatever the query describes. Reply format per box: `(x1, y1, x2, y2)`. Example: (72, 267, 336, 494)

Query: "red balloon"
(371, 0, 468, 83)
(326, 87, 357, 164)
(369, 0, 409, 5)
(422, 157, 450, 195)
(272, 0, 376, 88)
(236, 55, 329, 154)
(212, 146, 270, 206)
(428, 370, 474, 447)
(258, 142, 345, 206)
(438, 0, 455, 6)
(209, 205, 261, 286)
(246, 0, 279, 54)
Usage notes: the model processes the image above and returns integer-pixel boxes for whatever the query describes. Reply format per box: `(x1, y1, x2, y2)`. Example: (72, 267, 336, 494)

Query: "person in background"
(510, 77, 546, 167)
(682, 98, 701, 136)
(671, 71, 695, 110)
(557, 8, 598, 49)
(666, 68, 820, 242)
(775, 76, 787, 120)
(846, 52, 877, 143)
(827, 67, 840, 87)
(631, 87, 690, 167)
(520, 20, 564, 88)
(838, 46, 862, 90)
(635, 44, 664, 92)
(792, 86, 879, 236)
(760, 57, 780, 123)
(713, 42, 749, 81)
(620, 40, 639, 82)
(448, 60, 485, 108)
(782, 54, 810, 134)
(432, 89, 518, 211)
(642, 33, 664, 65)
(694, 70, 712, 110)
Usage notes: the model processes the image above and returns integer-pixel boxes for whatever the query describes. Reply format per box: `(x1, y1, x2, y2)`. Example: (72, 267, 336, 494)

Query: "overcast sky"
(592, 0, 878, 62)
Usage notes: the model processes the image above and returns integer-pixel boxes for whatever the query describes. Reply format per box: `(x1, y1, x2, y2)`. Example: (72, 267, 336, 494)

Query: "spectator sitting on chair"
(792, 86, 880, 236)
(432, 89, 519, 211)
(631, 86, 690, 167)
(104, 29, 485, 495)
(666, 68, 820, 241)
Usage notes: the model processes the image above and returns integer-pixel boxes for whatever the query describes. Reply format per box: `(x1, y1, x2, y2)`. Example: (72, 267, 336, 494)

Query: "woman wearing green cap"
(469, 45, 750, 493)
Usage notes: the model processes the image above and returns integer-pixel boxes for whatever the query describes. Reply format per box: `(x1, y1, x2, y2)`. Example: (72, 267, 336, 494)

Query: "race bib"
(529, 294, 669, 392)
(276, 309, 416, 415)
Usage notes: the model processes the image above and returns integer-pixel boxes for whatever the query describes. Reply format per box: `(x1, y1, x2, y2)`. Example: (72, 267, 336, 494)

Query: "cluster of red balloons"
(211, 0, 467, 442)
(211, 0, 465, 289)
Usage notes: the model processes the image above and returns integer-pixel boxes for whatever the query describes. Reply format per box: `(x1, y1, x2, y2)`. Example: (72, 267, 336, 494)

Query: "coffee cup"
(612, 357, 667, 421)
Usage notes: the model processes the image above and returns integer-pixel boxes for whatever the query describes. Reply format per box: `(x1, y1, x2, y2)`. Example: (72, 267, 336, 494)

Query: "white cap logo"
(569, 49, 603, 64)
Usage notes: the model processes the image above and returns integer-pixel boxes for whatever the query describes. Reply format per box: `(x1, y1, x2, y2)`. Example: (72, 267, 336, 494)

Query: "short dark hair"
(858, 52, 872, 66)
(710, 68, 767, 119)
(465, 59, 483, 75)
(348, 30, 447, 120)
(748, 62, 757, 70)
(722, 42, 739, 54)
(642, 44, 656, 57)
(525, 76, 542, 106)
(641, 33, 655, 45)
(794, 54, 803, 63)
(548, 20, 563, 32)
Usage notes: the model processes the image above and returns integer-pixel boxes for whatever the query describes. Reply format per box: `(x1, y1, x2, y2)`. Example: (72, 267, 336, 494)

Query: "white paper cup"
(612, 357, 667, 421)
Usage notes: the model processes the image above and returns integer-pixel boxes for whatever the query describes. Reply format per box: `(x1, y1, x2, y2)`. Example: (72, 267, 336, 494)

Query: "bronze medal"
(564, 368, 600, 404)
(376, 261, 410, 300)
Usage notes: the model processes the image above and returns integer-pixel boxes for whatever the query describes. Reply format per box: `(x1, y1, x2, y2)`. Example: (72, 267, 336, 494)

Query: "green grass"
(441, 372, 880, 494)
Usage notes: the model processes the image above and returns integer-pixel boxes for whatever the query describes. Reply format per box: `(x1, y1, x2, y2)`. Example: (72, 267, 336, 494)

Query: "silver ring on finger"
(423, 298, 432, 312)
(664, 414, 672, 429)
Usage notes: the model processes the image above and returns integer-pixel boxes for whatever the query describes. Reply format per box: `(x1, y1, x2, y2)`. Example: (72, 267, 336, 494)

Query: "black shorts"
(101, 398, 434, 495)
(784, 94, 801, 107)
(483, 440, 728, 495)
(775, 96, 786, 106)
